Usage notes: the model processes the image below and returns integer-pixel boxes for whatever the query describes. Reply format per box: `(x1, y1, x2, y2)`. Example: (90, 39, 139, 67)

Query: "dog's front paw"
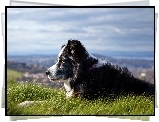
(66, 89, 74, 98)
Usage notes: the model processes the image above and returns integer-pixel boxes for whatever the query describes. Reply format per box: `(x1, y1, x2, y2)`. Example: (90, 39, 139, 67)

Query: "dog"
(46, 40, 154, 99)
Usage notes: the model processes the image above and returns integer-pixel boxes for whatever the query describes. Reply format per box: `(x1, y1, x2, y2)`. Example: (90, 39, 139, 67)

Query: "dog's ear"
(66, 40, 87, 63)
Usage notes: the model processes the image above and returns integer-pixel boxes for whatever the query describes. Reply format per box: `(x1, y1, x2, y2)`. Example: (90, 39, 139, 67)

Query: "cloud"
(7, 7, 154, 56)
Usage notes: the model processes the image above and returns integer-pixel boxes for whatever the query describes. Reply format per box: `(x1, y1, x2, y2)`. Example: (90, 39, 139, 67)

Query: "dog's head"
(46, 40, 98, 82)
(46, 44, 73, 82)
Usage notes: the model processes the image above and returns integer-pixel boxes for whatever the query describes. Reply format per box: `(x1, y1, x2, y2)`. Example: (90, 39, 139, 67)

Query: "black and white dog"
(46, 40, 154, 99)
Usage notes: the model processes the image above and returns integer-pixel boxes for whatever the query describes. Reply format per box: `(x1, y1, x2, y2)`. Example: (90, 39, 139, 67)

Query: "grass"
(7, 78, 154, 115)
(7, 68, 154, 115)
(7, 68, 23, 79)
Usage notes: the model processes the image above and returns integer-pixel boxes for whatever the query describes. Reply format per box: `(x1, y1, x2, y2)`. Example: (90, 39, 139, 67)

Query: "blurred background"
(7, 7, 154, 87)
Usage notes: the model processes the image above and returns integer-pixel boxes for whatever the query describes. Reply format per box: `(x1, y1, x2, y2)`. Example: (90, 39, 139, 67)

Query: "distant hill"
(90, 54, 154, 69)
(7, 54, 154, 69)
(7, 55, 154, 84)
(7, 60, 47, 73)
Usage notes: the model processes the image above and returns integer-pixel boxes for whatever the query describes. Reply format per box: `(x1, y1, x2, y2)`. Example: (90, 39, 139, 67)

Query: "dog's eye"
(58, 59, 62, 63)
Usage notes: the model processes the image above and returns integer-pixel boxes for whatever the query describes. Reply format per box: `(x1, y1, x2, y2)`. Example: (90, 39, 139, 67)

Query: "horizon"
(7, 51, 154, 60)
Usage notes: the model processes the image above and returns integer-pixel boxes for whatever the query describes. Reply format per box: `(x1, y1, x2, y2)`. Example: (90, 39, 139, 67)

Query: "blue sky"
(7, 7, 154, 58)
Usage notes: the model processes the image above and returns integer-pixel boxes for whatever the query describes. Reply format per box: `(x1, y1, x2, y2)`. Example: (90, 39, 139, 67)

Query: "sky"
(7, 7, 154, 58)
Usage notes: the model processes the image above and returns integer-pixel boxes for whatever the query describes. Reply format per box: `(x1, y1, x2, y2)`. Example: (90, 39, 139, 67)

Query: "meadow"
(7, 69, 154, 115)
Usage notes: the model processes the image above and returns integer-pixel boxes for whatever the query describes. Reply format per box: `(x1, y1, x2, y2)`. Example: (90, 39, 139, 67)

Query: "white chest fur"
(63, 80, 74, 98)
(64, 81, 71, 91)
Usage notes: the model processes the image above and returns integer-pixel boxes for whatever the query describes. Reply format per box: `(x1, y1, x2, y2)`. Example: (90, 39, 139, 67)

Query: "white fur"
(96, 59, 107, 68)
(66, 89, 74, 98)
(58, 45, 66, 58)
(63, 80, 71, 92)
(88, 53, 97, 60)
(48, 46, 66, 80)
(48, 63, 59, 80)
(63, 80, 74, 98)
(87, 52, 109, 68)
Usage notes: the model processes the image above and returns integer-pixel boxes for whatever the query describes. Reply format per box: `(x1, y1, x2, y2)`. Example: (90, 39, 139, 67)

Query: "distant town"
(7, 54, 154, 88)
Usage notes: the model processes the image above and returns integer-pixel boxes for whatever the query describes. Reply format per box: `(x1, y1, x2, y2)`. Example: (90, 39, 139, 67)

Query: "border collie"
(46, 40, 154, 99)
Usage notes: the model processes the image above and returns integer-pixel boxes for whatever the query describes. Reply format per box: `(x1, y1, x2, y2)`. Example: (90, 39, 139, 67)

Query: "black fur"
(47, 40, 154, 99)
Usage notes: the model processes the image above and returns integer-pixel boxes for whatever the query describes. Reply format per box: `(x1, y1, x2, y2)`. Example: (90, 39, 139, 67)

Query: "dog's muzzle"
(46, 70, 56, 81)
(46, 70, 66, 82)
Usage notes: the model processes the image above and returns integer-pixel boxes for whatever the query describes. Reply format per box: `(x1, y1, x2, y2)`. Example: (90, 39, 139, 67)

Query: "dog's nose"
(46, 70, 50, 75)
